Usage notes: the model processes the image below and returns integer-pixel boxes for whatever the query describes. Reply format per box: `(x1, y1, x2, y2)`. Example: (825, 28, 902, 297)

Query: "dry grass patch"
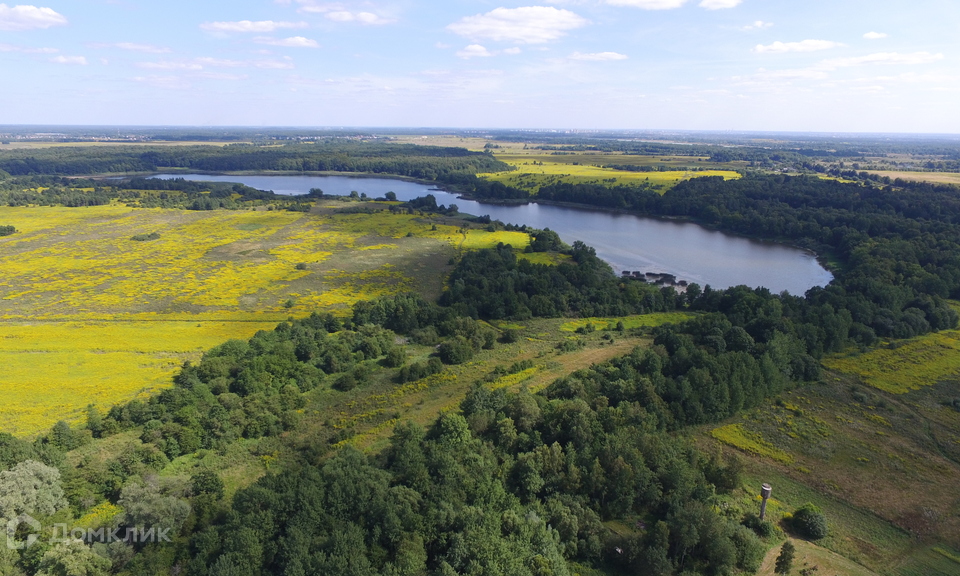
(757, 540, 880, 576)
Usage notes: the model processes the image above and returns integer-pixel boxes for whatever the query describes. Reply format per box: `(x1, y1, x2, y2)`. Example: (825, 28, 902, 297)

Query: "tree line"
(0, 143, 511, 181)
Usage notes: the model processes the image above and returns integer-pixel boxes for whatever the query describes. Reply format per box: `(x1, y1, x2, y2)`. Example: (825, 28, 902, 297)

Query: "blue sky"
(1, 0, 958, 131)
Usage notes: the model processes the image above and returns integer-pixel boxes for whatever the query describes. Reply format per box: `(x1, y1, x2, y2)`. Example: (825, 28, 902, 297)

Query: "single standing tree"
(775, 540, 795, 575)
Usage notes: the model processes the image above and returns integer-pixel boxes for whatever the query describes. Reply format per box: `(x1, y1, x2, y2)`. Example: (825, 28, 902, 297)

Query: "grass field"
(478, 156, 740, 194)
(559, 312, 694, 332)
(700, 374, 960, 573)
(822, 329, 960, 394)
(0, 201, 525, 435)
(865, 170, 960, 186)
(894, 546, 960, 576)
(757, 540, 880, 576)
(387, 135, 745, 193)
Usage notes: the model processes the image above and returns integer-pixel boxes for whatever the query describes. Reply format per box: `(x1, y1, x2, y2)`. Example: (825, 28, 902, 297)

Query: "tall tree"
(775, 540, 795, 575)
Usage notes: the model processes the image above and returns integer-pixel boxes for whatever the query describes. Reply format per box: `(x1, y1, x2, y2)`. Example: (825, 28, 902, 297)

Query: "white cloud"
(753, 39, 845, 53)
(200, 20, 307, 33)
(818, 51, 944, 69)
(325, 11, 390, 25)
(137, 56, 297, 71)
(254, 36, 319, 48)
(570, 51, 628, 61)
(734, 51, 947, 88)
(89, 42, 171, 54)
(741, 20, 772, 30)
(456, 44, 493, 58)
(503, 47, 521, 55)
(0, 4, 66, 31)
(742, 67, 829, 82)
(113, 42, 170, 54)
(192, 72, 249, 81)
(50, 55, 86, 65)
(435, 42, 451, 49)
(194, 57, 247, 67)
(448, 7, 588, 44)
(605, 0, 687, 9)
(699, 0, 741, 9)
(0, 42, 56, 53)
(138, 61, 203, 70)
(133, 75, 191, 89)
(254, 58, 295, 69)
(863, 31, 887, 40)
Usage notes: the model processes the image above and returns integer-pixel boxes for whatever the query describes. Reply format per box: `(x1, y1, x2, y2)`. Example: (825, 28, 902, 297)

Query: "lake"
(152, 173, 834, 295)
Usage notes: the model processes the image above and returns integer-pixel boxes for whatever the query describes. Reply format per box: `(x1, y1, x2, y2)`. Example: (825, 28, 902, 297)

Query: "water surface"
(153, 173, 833, 295)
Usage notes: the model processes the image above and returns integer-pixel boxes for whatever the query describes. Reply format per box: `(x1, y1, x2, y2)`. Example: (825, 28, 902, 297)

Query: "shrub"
(383, 347, 406, 368)
(731, 524, 766, 572)
(397, 358, 443, 383)
(0, 225, 16, 237)
(500, 329, 521, 343)
(742, 512, 776, 539)
(792, 503, 828, 539)
(333, 373, 357, 392)
(131, 232, 160, 241)
(191, 470, 225, 500)
(438, 336, 474, 365)
(410, 326, 439, 346)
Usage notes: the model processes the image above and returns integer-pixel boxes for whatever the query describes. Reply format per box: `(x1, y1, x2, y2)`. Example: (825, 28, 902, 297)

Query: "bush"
(500, 329, 521, 343)
(191, 470, 225, 500)
(410, 326, 439, 346)
(791, 503, 828, 539)
(0, 225, 17, 237)
(575, 322, 596, 334)
(333, 373, 357, 392)
(438, 336, 474, 365)
(397, 358, 443, 383)
(383, 347, 406, 368)
(731, 524, 766, 572)
(131, 232, 160, 241)
(742, 512, 777, 539)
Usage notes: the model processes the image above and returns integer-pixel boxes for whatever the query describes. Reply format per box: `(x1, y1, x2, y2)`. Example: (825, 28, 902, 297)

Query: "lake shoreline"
(116, 169, 833, 270)
(118, 170, 833, 293)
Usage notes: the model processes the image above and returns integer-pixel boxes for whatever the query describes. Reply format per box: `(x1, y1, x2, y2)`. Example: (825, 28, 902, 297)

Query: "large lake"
(153, 173, 834, 295)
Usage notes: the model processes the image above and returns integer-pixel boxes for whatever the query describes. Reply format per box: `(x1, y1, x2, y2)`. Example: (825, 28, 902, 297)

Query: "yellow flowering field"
(479, 158, 741, 194)
(559, 312, 696, 332)
(822, 329, 960, 394)
(0, 203, 510, 435)
(0, 320, 276, 435)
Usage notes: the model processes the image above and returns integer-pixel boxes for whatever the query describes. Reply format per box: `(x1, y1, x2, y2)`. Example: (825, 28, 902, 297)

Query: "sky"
(1, 0, 958, 132)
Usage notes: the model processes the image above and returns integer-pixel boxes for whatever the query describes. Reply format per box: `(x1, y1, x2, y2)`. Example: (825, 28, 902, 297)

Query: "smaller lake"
(152, 173, 834, 295)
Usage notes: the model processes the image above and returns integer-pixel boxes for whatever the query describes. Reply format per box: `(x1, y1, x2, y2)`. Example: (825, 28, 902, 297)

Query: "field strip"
(0, 319, 278, 436)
